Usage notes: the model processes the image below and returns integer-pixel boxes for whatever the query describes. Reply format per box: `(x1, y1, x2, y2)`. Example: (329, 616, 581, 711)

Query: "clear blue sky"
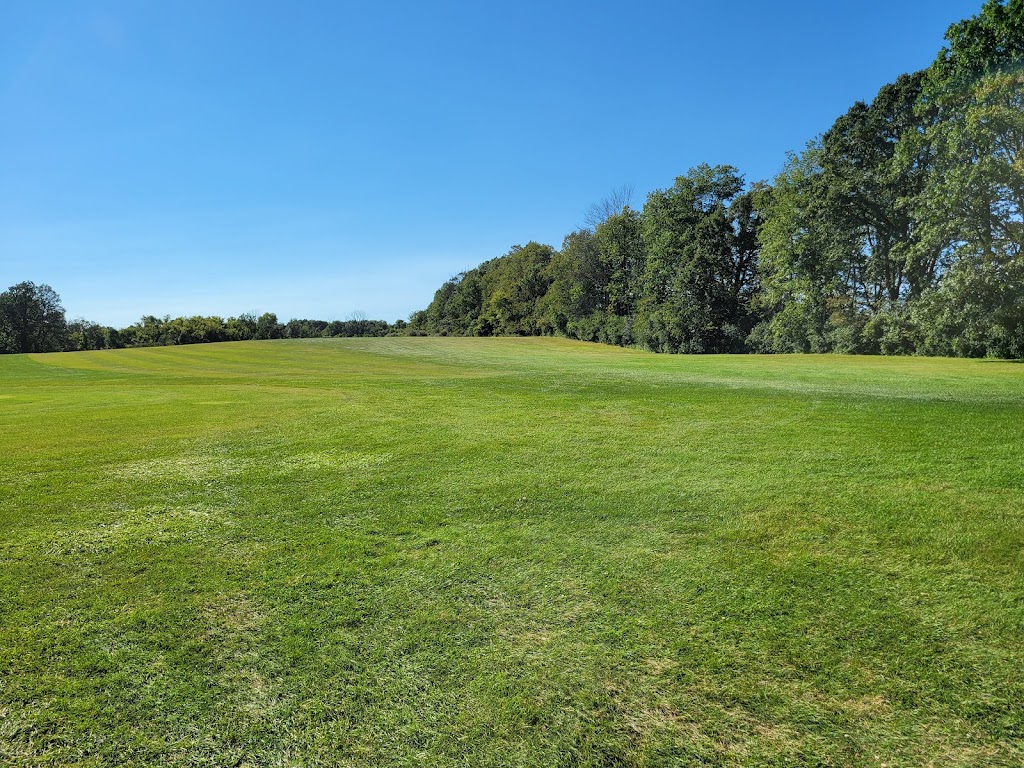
(0, 0, 986, 326)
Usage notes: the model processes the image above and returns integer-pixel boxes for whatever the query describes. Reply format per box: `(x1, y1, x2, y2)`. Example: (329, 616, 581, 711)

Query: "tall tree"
(537, 230, 604, 337)
(893, 0, 1024, 357)
(821, 72, 941, 306)
(0, 282, 67, 354)
(725, 183, 769, 334)
(636, 164, 748, 353)
(478, 243, 555, 336)
(755, 147, 844, 352)
(918, 0, 1024, 267)
(593, 207, 645, 319)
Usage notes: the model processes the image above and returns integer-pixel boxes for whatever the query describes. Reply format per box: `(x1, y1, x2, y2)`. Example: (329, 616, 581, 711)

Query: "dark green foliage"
(933, 0, 1024, 84)
(0, 282, 67, 353)
(255, 312, 282, 340)
(820, 72, 939, 305)
(415, 243, 556, 337)
(411, 1, 1023, 359)
(593, 207, 645, 319)
(909, 252, 1024, 358)
(417, 174, 763, 354)
(416, 267, 488, 336)
(635, 165, 756, 353)
(325, 318, 391, 338)
(756, 0, 1023, 357)
(534, 211, 646, 345)
(755, 69, 948, 355)
(537, 230, 604, 337)
(2, 302, 398, 353)
(65, 318, 123, 351)
(478, 243, 556, 335)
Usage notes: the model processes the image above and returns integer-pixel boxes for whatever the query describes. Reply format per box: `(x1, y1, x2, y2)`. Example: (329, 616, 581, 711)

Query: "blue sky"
(0, 0, 986, 326)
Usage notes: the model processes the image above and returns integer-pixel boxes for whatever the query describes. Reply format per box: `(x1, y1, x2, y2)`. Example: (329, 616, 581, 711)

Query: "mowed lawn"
(2, 338, 1023, 767)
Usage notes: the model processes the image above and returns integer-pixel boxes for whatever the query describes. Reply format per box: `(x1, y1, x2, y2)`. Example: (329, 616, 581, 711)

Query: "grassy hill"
(2, 338, 1022, 766)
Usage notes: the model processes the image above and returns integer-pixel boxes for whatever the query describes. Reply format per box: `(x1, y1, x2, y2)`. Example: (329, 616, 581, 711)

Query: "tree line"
(412, 0, 1024, 358)
(5, 2, 1020, 359)
(0, 281, 403, 354)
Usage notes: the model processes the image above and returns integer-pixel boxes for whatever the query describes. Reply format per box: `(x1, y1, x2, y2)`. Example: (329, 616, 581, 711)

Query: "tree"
(164, 316, 229, 345)
(727, 183, 769, 320)
(66, 317, 106, 351)
(254, 312, 282, 340)
(754, 147, 840, 352)
(881, 0, 1024, 357)
(227, 312, 259, 340)
(583, 185, 634, 230)
(478, 243, 555, 336)
(125, 315, 171, 346)
(909, 251, 1024, 358)
(920, 28, 1024, 268)
(920, 0, 1023, 263)
(0, 282, 67, 353)
(404, 1, 1024, 359)
(593, 207, 645, 319)
(420, 269, 486, 335)
(636, 164, 748, 353)
(821, 72, 940, 306)
(537, 230, 604, 338)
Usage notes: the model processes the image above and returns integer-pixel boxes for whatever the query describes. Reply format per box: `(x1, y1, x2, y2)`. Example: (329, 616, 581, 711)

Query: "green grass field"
(2, 337, 1023, 766)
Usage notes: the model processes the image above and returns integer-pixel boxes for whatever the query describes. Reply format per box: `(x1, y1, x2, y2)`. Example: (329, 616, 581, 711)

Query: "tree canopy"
(0, 282, 67, 354)
(413, 0, 1024, 359)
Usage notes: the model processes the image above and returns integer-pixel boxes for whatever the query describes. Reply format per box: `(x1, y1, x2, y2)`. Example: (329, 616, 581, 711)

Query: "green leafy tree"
(725, 184, 769, 334)
(754, 147, 842, 352)
(164, 316, 229, 345)
(127, 315, 171, 346)
(406, 1, 1024, 359)
(593, 207, 645, 319)
(423, 269, 486, 336)
(0, 282, 67, 353)
(822, 72, 941, 306)
(887, 0, 1024, 357)
(254, 312, 282, 340)
(636, 164, 748, 352)
(899, 0, 1022, 268)
(920, 70, 1023, 268)
(65, 318, 107, 351)
(478, 243, 555, 336)
(537, 230, 604, 337)
(226, 313, 259, 340)
(910, 251, 1024, 357)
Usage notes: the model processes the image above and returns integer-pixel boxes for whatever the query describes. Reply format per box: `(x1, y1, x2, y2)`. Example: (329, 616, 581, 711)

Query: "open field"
(2, 337, 1023, 766)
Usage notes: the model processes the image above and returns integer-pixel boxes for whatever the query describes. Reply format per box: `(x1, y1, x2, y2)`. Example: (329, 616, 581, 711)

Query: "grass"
(1, 336, 1022, 766)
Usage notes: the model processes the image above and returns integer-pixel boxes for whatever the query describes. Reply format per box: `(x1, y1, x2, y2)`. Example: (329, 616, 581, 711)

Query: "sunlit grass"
(2, 338, 1022, 766)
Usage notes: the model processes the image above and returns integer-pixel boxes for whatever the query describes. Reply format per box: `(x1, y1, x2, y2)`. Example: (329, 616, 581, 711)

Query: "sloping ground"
(2, 338, 1022, 767)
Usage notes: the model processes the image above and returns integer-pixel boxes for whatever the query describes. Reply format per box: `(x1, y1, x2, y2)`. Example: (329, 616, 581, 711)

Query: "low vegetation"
(3, 337, 1022, 766)
(0, 282, 402, 354)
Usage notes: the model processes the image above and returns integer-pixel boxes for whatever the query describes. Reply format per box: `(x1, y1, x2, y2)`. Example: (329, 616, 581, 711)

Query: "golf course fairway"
(2, 337, 1022, 766)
